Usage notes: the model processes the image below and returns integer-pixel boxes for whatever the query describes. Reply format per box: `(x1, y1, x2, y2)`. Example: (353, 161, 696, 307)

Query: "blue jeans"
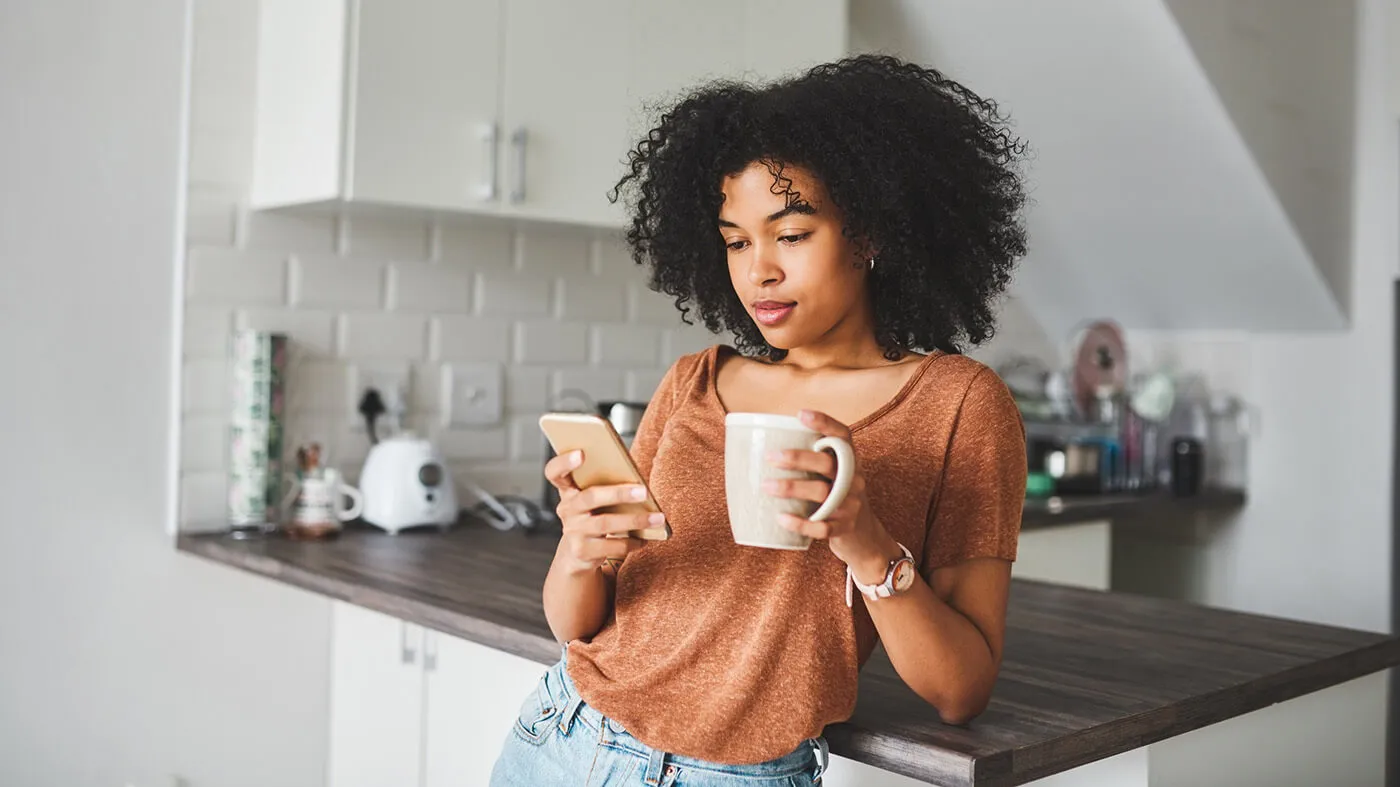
(490, 653, 829, 786)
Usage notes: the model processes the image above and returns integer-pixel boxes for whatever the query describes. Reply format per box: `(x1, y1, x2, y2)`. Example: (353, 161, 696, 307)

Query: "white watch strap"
(845, 543, 914, 608)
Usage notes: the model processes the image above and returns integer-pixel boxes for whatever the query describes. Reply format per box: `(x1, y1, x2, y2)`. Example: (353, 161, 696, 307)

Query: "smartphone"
(537, 412, 670, 540)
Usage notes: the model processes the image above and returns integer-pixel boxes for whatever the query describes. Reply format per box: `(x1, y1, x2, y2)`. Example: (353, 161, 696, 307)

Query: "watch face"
(892, 559, 917, 592)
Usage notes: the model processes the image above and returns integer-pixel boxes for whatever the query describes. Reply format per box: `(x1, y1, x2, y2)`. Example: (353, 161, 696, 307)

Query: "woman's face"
(718, 162, 871, 353)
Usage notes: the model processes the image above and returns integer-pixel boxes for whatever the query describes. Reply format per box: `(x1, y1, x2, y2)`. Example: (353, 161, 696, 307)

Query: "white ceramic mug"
(285, 468, 364, 527)
(724, 413, 856, 550)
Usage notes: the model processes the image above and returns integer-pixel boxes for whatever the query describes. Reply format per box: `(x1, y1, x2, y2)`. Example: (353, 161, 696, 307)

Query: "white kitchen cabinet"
(423, 632, 552, 787)
(252, 0, 502, 212)
(251, 0, 847, 227)
(327, 601, 549, 787)
(327, 603, 426, 787)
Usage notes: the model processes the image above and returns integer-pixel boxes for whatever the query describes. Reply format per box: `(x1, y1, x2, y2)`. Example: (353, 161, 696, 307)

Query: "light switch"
(446, 362, 503, 426)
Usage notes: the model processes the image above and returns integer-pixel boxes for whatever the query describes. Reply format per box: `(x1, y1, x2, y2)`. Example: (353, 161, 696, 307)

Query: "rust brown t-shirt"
(566, 345, 1026, 764)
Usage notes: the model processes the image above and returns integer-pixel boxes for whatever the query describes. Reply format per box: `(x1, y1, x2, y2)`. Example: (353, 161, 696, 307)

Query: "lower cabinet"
(327, 602, 547, 787)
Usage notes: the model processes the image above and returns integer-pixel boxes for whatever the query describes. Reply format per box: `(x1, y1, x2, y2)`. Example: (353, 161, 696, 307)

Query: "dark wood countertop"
(1020, 486, 1245, 529)
(177, 521, 1394, 787)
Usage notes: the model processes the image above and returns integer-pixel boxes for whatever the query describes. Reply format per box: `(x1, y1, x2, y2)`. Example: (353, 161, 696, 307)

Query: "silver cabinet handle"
(423, 631, 438, 673)
(400, 622, 417, 665)
(477, 122, 498, 202)
(509, 127, 528, 204)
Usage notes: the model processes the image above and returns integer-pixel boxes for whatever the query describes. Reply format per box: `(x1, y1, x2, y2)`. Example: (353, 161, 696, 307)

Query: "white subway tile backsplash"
(506, 367, 552, 411)
(593, 324, 660, 367)
(558, 277, 627, 321)
(519, 230, 590, 275)
(287, 359, 353, 414)
(391, 263, 473, 313)
(340, 314, 428, 359)
(449, 462, 541, 498)
(477, 272, 552, 318)
(630, 283, 682, 325)
(438, 221, 513, 267)
(626, 370, 668, 402)
(241, 210, 337, 254)
(343, 216, 431, 260)
(664, 326, 720, 360)
(187, 247, 287, 305)
(593, 235, 638, 278)
(554, 368, 626, 403)
(435, 316, 513, 362)
(518, 321, 590, 365)
(181, 416, 227, 473)
(235, 309, 338, 356)
(180, 472, 229, 529)
(509, 415, 546, 461)
(434, 426, 509, 461)
(186, 191, 239, 245)
(183, 306, 233, 359)
(292, 255, 386, 309)
(183, 359, 229, 414)
(411, 362, 447, 416)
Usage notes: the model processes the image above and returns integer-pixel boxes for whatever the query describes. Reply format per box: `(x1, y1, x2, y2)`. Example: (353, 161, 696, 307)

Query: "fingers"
(544, 450, 583, 492)
(798, 409, 852, 439)
(579, 535, 646, 561)
(564, 512, 665, 538)
(762, 477, 832, 505)
(559, 482, 649, 517)
(767, 448, 837, 479)
(778, 513, 835, 540)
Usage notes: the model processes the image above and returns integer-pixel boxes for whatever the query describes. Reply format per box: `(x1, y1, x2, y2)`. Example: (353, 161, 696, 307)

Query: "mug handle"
(337, 485, 365, 521)
(808, 436, 856, 522)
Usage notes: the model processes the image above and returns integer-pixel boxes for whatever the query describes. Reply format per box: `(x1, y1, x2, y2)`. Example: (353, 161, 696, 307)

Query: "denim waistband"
(542, 648, 829, 781)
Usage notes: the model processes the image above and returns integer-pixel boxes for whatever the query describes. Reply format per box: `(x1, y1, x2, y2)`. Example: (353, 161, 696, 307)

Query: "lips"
(752, 300, 796, 326)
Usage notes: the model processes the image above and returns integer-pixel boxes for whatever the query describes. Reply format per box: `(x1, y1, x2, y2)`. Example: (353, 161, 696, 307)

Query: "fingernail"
(568, 451, 583, 468)
(761, 480, 779, 494)
(799, 410, 815, 422)
(766, 450, 785, 464)
(631, 486, 647, 501)
(648, 513, 666, 526)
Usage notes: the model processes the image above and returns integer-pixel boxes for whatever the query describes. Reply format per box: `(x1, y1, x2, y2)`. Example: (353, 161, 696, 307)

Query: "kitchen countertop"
(1019, 486, 1245, 529)
(178, 520, 1396, 787)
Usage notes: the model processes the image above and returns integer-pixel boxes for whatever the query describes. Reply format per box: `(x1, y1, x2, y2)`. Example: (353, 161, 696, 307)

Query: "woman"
(492, 54, 1029, 786)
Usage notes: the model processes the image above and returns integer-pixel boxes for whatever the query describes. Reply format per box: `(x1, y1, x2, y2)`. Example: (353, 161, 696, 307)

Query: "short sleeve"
(922, 367, 1027, 575)
(628, 353, 695, 484)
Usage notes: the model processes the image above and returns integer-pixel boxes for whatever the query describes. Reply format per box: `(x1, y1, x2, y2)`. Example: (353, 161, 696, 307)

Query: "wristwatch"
(845, 543, 917, 607)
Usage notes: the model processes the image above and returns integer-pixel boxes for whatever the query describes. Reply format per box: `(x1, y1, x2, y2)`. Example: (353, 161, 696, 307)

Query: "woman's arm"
(540, 356, 688, 644)
(771, 370, 1024, 722)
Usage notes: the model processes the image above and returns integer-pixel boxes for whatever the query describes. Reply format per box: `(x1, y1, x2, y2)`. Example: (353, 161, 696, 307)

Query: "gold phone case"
(538, 413, 671, 540)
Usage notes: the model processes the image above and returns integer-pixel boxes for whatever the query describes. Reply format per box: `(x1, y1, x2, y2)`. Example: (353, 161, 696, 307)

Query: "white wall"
(180, 0, 711, 529)
(0, 3, 331, 785)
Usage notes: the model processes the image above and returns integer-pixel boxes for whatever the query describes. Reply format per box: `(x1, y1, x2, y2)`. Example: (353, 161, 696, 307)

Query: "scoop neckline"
(706, 344, 947, 434)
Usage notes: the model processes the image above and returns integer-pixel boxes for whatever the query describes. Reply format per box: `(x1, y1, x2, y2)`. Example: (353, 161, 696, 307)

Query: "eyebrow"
(718, 202, 817, 228)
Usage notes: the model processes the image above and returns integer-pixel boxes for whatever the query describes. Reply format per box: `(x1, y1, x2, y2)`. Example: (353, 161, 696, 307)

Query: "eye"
(778, 232, 812, 245)
(725, 239, 750, 252)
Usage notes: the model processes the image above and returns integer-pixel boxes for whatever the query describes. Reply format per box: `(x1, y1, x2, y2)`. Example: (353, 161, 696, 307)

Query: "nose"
(746, 242, 783, 288)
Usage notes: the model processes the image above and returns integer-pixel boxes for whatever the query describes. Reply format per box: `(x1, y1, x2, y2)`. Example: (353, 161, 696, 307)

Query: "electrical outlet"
(446, 362, 503, 426)
(352, 363, 411, 421)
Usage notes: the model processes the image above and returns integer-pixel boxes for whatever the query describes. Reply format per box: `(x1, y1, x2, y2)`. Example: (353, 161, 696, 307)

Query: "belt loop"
(642, 746, 667, 786)
(811, 737, 829, 783)
(557, 692, 585, 735)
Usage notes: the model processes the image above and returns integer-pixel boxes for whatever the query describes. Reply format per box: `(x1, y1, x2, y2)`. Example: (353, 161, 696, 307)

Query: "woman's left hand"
(763, 409, 903, 578)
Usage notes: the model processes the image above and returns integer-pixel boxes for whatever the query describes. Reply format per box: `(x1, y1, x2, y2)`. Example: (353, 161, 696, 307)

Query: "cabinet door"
(423, 632, 552, 787)
(499, 0, 630, 227)
(348, 0, 504, 210)
(327, 603, 426, 787)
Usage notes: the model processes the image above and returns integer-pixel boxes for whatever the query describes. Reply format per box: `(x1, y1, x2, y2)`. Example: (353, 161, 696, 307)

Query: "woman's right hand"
(546, 450, 662, 575)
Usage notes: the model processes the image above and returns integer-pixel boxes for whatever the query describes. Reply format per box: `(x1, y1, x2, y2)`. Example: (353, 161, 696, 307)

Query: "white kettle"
(358, 433, 459, 534)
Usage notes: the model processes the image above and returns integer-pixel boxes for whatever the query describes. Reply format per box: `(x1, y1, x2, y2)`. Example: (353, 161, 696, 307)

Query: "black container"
(1170, 437, 1204, 496)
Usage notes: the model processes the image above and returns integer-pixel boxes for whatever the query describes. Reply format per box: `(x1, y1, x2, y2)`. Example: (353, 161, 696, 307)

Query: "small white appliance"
(359, 433, 459, 534)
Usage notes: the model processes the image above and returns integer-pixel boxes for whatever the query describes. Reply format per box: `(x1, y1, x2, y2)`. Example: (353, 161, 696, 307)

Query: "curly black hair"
(610, 54, 1029, 360)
